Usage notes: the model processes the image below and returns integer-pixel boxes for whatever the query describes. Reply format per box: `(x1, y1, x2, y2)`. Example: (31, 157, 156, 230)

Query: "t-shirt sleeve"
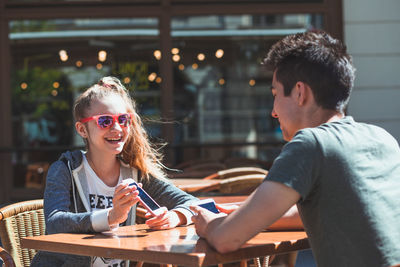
(266, 129, 321, 202)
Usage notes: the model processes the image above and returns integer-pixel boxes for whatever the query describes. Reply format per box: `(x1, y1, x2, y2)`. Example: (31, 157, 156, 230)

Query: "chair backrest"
(203, 167, 268, 180)
(196, 173, 267, 195)
(218, 174, 266, 195)
(170, 162, 227, 178)
(0, 199, 45, 267)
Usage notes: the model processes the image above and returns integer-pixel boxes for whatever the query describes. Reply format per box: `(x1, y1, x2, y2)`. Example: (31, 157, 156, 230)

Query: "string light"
(215, 49, 224, 58)
(148, 72, 157, 82)
(197, 53, 205, 61)
(21, 82, 28, 90)
(249, 79, 256, 86)
(75, 60, 83, 67)
(178, 64, 185, 70)
(153, 50, 162, 60)
(155, 77, 162, 83)
(192, 63, 198, 70)
(124, 77, 131, 84)
(219, 78, 225, 85)
(98, 50, 107, 62)
(172, 54, 181, 62)
(53, 82, 60, 89)
(59, 50, 68, 62)
(96, 63, 103, 70)
(51, 90, 58, 96)
(171, 48, 179, 55)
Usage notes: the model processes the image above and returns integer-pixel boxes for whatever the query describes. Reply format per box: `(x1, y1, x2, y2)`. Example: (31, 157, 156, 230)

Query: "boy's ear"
(75, 122, 88, 138)
(294, 81, 310, 106)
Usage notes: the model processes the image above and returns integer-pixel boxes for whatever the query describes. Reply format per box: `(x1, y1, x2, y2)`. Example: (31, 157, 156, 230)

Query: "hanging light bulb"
(148, 72, 157, 82)
(98, 50, 107, 62)
(59, 50, 68, 62)
(171, 48, 180, 55)
(21, 82, 28, 90)
(124, 77, 131, 84)
(197, 53, 205, 61)
(153, 50, 162, 60)
(53, 82, 60, 89)
(215, 49, 224, 58)
(172, 54, 181, 62)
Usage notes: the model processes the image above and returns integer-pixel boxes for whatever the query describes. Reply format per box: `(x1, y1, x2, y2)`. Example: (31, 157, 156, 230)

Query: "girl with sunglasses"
(31, 76, 198, 267)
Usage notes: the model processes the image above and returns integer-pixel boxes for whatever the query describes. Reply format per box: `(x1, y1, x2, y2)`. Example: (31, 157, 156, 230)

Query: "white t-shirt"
(82, 154, 125, 267)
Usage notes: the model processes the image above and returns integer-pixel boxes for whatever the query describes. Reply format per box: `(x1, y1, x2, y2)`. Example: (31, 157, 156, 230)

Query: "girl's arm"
(142, 175, 199, 225)
(44, 160, 93, 234)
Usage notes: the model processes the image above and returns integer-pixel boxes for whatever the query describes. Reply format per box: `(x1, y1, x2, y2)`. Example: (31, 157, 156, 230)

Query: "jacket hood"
(58, 150, 84, 170)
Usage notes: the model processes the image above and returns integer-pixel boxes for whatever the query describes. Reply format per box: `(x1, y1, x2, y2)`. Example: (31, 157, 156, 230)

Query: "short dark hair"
(263, 30, 355, 112)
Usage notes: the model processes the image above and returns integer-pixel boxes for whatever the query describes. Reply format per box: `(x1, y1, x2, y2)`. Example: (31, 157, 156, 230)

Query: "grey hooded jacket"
(31, 150, 198, 267)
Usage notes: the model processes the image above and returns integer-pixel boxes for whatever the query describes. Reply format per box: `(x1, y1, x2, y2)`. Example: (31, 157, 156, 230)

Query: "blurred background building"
(0, 0, 399, 204)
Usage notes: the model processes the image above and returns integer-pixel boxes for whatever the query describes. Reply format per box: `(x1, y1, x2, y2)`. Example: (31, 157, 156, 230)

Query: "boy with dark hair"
(191, 31, 400, 267)
(266, 30, 355, 112)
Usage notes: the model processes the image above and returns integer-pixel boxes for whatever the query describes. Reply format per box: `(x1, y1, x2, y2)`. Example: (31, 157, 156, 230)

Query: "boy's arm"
(267, 205, 303, 230)
(215, 203, 303, 230)
(192, 180, 301, 253)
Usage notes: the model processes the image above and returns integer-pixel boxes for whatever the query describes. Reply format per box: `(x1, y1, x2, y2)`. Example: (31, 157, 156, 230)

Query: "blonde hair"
(73, 76, 166, 180)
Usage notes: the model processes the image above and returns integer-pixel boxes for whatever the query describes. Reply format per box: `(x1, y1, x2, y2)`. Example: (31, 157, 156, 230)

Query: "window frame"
(0, 0, 342, 202)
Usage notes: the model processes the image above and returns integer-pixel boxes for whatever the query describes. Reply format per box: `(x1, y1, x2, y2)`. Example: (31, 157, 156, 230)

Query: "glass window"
(170, 14, 323, 162)
(9, 18, 160, 189)
(6, 0, 160, 3)
(6, 0, 321, 2)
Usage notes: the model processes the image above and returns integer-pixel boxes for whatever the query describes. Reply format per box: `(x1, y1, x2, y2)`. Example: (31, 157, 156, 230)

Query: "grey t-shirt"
(267, 116, 400, 267)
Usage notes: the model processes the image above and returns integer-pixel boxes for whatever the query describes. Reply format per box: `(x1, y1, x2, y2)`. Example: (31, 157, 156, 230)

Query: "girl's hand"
(108, 180, 140, 226)
(145, 208, 184, 230)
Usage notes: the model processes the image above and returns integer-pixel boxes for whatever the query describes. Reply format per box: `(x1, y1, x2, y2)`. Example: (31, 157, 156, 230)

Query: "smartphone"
(129, 182, 164, 216)
(193, 199, 220, 214)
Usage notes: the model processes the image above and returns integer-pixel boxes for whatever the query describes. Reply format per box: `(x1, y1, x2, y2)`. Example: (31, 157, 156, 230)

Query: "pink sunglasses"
(80, 113, 133, 129)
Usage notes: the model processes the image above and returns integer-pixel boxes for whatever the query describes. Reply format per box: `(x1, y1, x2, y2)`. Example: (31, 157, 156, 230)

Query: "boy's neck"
(303, 105, 344, 129)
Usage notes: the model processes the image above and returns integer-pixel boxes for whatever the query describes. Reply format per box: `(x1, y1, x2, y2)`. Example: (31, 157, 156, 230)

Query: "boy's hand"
(190, 206, 226, 238)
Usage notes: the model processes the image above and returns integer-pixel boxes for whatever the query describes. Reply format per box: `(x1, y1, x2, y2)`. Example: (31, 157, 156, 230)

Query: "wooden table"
(21, 224, 309, 266)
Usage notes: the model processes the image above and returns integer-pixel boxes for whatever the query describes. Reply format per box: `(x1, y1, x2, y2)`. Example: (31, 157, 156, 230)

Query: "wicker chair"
(0, 199, 45, 267)
(193, 174, 266, 196)
(218, 174, 266, 195)
(170, 162, 227, 178)
(0, 200, 161, 267)
(198, 167, 268, 195)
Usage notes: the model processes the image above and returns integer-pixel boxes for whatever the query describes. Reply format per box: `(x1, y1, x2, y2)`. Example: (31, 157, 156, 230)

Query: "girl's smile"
(77, 94, 131, 156)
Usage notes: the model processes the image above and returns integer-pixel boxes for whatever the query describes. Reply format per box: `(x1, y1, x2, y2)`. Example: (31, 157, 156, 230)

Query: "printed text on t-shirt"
(89, 194, 113, 209)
